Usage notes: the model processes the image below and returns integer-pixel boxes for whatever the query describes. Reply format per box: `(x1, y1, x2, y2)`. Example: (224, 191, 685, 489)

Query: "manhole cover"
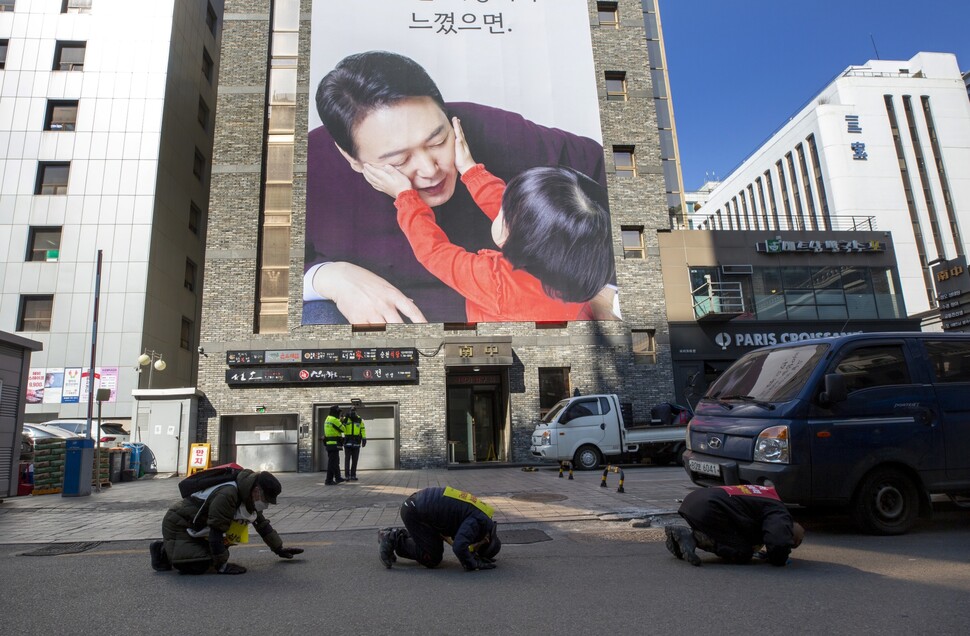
(20, 541, 103, 557)
(500, 529, 552, 544)
(510, 492, 568, 503)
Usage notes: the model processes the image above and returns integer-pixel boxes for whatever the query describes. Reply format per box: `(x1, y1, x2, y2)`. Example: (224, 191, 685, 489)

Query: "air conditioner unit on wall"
(721, 264, 753, 275)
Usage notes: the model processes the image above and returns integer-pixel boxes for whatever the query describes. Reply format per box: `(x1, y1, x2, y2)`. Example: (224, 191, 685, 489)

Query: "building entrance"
(446, 371, 508, 463)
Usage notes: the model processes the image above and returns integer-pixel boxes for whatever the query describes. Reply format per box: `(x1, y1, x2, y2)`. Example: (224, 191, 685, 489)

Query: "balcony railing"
(692, 280, 745, 321)
(690, 215, 877, 232)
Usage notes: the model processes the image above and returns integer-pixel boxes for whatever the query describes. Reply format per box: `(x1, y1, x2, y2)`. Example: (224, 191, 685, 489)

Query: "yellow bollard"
(600, 465, 626, 493)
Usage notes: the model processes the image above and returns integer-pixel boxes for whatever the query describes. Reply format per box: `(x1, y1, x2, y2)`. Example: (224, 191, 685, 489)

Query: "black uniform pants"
(344, 444, 360, 477)
(396, 495, 445, 568)
(325, 445, 341, 483)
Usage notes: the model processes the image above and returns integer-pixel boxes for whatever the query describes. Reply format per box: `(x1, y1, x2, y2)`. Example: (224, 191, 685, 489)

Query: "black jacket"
(678, 486, 795, 565)
(411, 487, 496, 570)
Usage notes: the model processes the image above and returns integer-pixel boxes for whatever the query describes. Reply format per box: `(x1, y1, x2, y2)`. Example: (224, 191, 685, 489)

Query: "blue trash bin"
(63, 437, 95, 497)
(122, 443, 146, 477)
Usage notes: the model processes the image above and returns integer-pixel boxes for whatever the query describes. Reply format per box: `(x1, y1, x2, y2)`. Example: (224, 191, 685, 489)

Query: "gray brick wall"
(201, 0, 675, 470)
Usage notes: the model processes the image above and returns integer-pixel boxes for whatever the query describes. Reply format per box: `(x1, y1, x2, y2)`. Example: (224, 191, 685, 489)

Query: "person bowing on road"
(665, 484, 805, 567)
(379, 486, 501, 571)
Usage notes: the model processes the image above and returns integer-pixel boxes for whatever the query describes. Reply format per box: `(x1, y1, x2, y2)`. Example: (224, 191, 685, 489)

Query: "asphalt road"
(3, 506, 969, 635)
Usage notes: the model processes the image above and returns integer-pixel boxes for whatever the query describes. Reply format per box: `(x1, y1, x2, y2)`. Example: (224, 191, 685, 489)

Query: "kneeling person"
(379, 486, 501, 571)
(665, 484, 804, 567)
(150, 469, 303, 574)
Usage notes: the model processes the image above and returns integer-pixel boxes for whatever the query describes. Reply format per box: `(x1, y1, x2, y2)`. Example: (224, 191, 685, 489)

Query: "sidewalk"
(0, 466, 694, 545)
(0, 467, 692, 544)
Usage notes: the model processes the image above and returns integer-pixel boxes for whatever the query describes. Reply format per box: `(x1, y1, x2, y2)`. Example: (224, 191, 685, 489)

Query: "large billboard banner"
(305, 0, 617, 325)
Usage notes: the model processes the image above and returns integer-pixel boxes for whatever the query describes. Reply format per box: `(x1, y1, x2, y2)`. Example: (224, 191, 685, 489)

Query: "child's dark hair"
(500, 167, 615, 303)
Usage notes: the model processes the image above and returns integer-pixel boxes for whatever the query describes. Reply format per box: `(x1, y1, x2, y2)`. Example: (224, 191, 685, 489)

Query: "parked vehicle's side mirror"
(819, 373, 847, 406)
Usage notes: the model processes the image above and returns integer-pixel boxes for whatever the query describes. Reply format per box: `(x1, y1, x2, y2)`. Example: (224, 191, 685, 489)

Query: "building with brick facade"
(198, 0, 678, 472)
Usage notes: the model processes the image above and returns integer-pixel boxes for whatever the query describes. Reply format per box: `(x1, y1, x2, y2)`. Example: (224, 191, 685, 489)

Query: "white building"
(695, 52, 970, 317)
(0, 0, 221, 420)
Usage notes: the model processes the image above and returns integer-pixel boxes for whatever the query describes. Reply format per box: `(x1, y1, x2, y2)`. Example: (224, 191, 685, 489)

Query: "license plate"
(689, 459, 720, 477)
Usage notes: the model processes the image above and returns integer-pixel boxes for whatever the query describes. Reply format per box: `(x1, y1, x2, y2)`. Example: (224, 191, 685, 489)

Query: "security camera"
(198, 346, 208, 357)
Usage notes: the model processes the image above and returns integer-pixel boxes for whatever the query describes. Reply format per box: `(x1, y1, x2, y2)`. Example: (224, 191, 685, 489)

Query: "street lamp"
(138, 349, 167, 388)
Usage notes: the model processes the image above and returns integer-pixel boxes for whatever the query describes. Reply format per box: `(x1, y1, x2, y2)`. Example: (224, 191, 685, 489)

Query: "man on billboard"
(304, 50, 615, 325)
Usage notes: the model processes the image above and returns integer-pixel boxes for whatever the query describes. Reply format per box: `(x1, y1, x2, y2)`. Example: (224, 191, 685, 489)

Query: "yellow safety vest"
(443, 486, 494, 518)
(323, 415, 344, 445)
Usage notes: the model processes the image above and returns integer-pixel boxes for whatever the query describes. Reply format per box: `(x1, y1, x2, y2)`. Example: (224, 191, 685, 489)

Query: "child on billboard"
(361, 118, 617, 322)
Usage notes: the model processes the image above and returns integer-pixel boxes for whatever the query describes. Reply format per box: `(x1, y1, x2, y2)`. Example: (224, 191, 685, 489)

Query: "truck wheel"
(671, 442, 686, 467)
(573, 445, 602, 471)
(852, 467, 919, 535)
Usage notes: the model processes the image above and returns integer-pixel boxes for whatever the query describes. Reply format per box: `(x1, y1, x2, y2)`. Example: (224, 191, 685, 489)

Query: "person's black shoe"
(664, 526, 683, 560)
(335, 478, 346, 484)
(667, 526, 702, 566)
(324, 481, 336, 486)
(378, 528, 398, 568)
(150, 540, 171, 571)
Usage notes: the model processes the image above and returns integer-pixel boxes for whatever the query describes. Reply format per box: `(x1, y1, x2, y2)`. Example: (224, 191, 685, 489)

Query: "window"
(206, 2, 218, 36)
(597, 2, 618, 27)
(538, 368, 570, 411)
(613, 146, 636, 178)
(26, 227, 62, 262)
(202, 47, 213, 83)
(197, 97, 209, 131)
(0, 1, 14, 12)
(0, 39, 7, 70)
(45, 100, 79, 131)
(180, 317, 193, 350)
(36, 162, 70, 195)
(62, 0, 92, 13)
(18, 295, 53, 332)
(193, 148, 205, 181)
(535, 321, 568, 329)
(352, 323, 386, 333)
(184, 259, 197, 292)
(562, 398, 600, 423)
(444, 323, 477, 331)
(605, 71, 627, 101)
(621, 227, 644, 259)
(632, 329, 657, 364)
(925, 340, 970, 383)
(53, 41, 86, 71)
(189, 202, 201, 235)
(834, 345, 911, 394)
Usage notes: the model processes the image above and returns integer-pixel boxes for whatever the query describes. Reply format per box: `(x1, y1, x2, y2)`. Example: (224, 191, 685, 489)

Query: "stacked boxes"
(31, 438, 66, 495)
(93, 451, 110, 487)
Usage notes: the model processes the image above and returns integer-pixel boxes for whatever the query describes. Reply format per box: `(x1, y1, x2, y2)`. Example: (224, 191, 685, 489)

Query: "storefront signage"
(932, 257, 970, 333)
(226, 365, 418, 386)
(227, 348, 417, 366)
(442, 340, 514, 366)
(449, 375, 502, 385)
(669, 319, 921, 358)
(757, 238, 884, 254)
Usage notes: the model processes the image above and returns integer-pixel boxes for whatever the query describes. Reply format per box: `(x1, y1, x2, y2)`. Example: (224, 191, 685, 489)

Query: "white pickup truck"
(529, 394, 689, 470)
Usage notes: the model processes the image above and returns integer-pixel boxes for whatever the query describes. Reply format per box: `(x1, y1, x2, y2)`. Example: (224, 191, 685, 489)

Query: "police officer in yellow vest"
(378, 486, 501, 571)
(342, 407, 367, 481)
(322, 405, 345, 485)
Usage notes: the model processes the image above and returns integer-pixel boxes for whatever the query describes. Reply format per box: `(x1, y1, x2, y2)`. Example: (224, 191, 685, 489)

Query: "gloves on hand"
(362, 440, 367, 447)
(464, 556, 497, 571)
(218, 562, 247, 574)
(275, 547, 304, 559)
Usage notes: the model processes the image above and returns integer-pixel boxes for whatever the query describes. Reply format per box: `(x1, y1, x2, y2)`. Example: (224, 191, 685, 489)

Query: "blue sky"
(658, 0, 970, 190)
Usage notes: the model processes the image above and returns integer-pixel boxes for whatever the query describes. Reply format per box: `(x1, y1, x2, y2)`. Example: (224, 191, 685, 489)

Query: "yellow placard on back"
(187, 443, 211, 475)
